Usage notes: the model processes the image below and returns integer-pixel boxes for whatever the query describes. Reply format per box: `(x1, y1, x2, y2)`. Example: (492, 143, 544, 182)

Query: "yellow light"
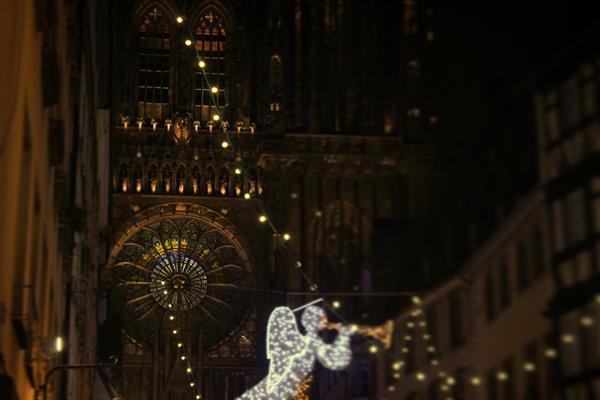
(234, 168, 242, 175)
(244, 193, 251, 199)
(523, 362, 536, 372)
(176, 16, 184, 23)
(172, 329, 177, 335)
(196, 396, 201, 400)
(562, 334, 575, 344)
(168, 304, 173, 308)
(169, 315, 175, 321)
(545, 348, 557, 358)
(407, 322, 415, 329)
(283, 233, 291, 241)
(470, 376, 481, 386)
(181, 355, 186, 360)
(427, 345, 435, 352)
(416, 372, 426, 381)
(211, 86, 218, 94)
(177, 343, 183, 348)
(440, 384, 449, 392)
(185, 39, 192, 46)
(423, 333, 431, 340)
(55, 336, 64, 352)
(401, 347, 409, 353)
(496, 371, 508, 381)
(163, 290, 168, 295)
(446, 376, 456, 386)
(212, 114, 220, 121)
(369, 345, 378, 354)
(221, 141, 229, 148)
(187, 367, 192, 373)
(411, 296, 421, 305)
(580, 315, 594, 327)
(596, 293, 600, 303)
(393, 361, 403, 371)
(405, 335, 412, 341)
(430, 359, 439, 366)
(332, 300, 341, 309)
(190, 382, 195, 387)
(259, 215, 267, 223)
(198, 60, 206, 69)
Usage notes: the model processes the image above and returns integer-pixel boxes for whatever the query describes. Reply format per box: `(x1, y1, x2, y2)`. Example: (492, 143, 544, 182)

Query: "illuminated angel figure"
(236, 305, 352, 400)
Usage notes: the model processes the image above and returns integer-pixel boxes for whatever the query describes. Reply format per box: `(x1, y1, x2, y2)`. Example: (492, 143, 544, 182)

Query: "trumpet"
(326, 320, 395, 349)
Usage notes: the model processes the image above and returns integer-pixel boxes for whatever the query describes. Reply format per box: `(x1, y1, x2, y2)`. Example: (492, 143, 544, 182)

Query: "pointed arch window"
(138, 7, 171, 119)
(194, 12, 227, 122)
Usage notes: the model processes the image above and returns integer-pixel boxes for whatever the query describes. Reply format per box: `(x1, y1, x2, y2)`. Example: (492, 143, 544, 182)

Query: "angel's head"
(301, 306, 327, 334)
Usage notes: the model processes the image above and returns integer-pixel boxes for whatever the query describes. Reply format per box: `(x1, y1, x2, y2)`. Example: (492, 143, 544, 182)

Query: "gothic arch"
(189, 0, 236, 30)
(131, 0, 178, 27)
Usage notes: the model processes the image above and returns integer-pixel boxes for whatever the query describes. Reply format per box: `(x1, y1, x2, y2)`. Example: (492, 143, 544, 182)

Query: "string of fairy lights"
(136, 11, 598, 399)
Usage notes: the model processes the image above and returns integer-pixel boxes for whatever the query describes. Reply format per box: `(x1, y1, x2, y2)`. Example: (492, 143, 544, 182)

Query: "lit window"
(194, 12, 227, 122)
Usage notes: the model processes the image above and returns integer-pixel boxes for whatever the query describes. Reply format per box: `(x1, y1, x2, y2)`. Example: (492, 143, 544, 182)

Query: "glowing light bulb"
(562, 334, 575, 344)
(446, 376, 456, 386)
(198, 60, 206, 69)
(181, 355, 186, 360)
(196, 396, 201, 400)
(169, 315, 175, 321)
(163, 290, 168, 295)
(332, 300, 341, 309)
(283, 233, 291, 241)
(176, 16, 184, 23)
(580, 315, 594, 327)
(416, 372, 426, 381)
(470, 376, 481, 386)
(234, 168, 242, 175)
(523, 362, 536, 372)
(187, 367, 192, 373)
(177, 343, 183, 348)
(211, 86, 218, 94)
(185, 39, 192, 46)
(545, 348, 557, 358)
(368, 345, 378, 354)
(393, 361, 403, 371)
(496, 371, 508, 381)
(407, 322, 415, 329)
(55, 336, 64, 352)
(212, 114, 220, 121)
(259, 215, 267, 223)
(172, 329, 177, 335)
(244, 193, 251, 199)
(221, 141, 229, 148)
(190, 382, 195, 387)
(412, 296, 421, 305)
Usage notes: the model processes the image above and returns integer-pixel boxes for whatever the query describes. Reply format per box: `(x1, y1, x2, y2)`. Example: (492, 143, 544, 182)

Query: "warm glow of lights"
(470, 376, 481, 386)
(169, 315, 174, 321)
(259, 215, 267, 223)
(177, 343, 183, 348)
(55, 336, 64, 352)
(176, 16, 184, 23)
(562, 334, 575, 344)
(523, 362, 536, 372)
(426, 345, 435, 353)
(244, 193, 251, 199)
(187, 367, 192, 373)
(199, 60, 206, 68)
(235, 168, 242, 175)
(172, 329, 177, 335)
(404, 335, 412, 341)
(185, 39, 192, 46)
(393, 361, 403, 371)
(163, 290, 168, 295)
(446, 376, 456, 386)
(283, 233, 291, 241)
(190, 382, 195, 387)
(496, 371, 508, 381)
(196, 396, 200, 400)
(332, 300, 341, 309)
(368, 345, 378, 354)
(580, 315, 594, 327)
(211, 86, 218, 94)
(181, 355, 186, 360)
(221, 141, 229, 148)
(411, 296, 421, 305)
(415, 372, 426, 381)
(545, 348, 557, 358)
(212, 114, 220, 121)
(407, 322, 415, 329)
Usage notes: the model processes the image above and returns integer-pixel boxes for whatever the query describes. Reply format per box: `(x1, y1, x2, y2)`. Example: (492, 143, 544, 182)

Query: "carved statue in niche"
(173, 112, 192, 144)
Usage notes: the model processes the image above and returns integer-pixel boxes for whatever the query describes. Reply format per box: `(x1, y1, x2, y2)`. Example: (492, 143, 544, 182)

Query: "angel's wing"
(266, 307, 304, 392)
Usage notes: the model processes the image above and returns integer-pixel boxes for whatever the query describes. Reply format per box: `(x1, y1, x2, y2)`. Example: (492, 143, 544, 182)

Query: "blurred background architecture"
(0, 0, 599, 399)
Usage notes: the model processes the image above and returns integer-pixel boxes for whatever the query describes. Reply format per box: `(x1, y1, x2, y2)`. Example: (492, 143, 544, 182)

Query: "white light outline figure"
(235, 305, 352, 399)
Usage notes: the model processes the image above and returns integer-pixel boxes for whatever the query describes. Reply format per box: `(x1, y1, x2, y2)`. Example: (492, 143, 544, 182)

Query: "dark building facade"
(101, 0, 440, 399)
